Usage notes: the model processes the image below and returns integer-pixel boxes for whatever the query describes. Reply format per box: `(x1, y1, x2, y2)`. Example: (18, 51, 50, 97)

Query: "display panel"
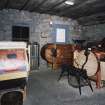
(0, 49, 27, 73)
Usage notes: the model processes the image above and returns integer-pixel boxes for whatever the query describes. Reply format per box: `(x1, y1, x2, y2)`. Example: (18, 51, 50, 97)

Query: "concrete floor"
(23, 66, 105, 105)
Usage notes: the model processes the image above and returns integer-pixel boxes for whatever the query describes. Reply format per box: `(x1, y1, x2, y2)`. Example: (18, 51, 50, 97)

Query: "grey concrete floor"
(23, 67, 105, 105)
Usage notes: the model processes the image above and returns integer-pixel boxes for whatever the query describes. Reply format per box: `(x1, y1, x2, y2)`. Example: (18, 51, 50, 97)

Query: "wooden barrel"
(41, 43, 74, 69)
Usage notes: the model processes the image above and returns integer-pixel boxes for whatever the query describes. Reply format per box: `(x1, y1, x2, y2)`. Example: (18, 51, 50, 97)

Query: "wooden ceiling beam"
(45, 0, 67, 11)
(4, 0, 10, 8)
(70, 0, 97, 10)
(20, 0, 30, 10)
(0, 0, 6, 9)
(60, 0, 98, 15)
(30, 0, 49, 12)
(64, 5, 105, 19)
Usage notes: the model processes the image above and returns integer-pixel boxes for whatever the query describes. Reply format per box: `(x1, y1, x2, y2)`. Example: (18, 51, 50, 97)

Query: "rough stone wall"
(81, 24, 105, 41)
(0, 9, 39, 42)
(0, 9, 80, 46)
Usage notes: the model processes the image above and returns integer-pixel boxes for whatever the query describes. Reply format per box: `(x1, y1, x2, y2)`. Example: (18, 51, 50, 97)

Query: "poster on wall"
(0, 49, 27, 73)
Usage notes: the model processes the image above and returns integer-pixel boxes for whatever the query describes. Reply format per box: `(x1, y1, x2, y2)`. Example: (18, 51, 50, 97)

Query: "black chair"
(58, 63, 93, 95)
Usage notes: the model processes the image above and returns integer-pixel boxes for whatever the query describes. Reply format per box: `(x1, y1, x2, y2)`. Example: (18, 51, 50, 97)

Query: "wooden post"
(96, 65, 101, 88)
(95, 53, 101, 88)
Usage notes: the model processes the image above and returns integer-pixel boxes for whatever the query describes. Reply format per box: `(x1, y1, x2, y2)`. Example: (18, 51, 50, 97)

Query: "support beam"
(4, 0, 9, 8)
(60, 0, 98, 15)
(64, 5, 105, 19)
(30, 0, 49, 12)
(45, 0, 67, 11)
(0, 0, 6, 9)
(20, 0, 30, 10)
(70, 0, 97, 10)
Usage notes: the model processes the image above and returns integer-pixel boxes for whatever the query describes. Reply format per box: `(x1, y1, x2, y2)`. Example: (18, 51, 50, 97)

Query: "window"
(12, 26, 29, 42)
(51, 24, 69, 43)
(56, 28, 66, 42)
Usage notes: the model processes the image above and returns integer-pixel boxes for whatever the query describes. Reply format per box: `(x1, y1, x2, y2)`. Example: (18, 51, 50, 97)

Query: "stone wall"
(0, 9, 81, 46)
(81, 24, 105, 41)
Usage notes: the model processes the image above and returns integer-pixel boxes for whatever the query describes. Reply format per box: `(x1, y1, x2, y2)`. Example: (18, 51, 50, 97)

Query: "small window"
(56, 28, 66, 42)
(51, 24, 69, 43)
(12, 26, 29, 42)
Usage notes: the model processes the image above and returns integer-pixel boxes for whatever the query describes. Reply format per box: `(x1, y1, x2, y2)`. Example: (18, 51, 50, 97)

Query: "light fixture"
(50, 21, 53, 25)
(65, 0, 74, 5)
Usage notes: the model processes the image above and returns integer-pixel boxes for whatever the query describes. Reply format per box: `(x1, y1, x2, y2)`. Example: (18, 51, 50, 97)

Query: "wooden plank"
(0, 71, 28, 81)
